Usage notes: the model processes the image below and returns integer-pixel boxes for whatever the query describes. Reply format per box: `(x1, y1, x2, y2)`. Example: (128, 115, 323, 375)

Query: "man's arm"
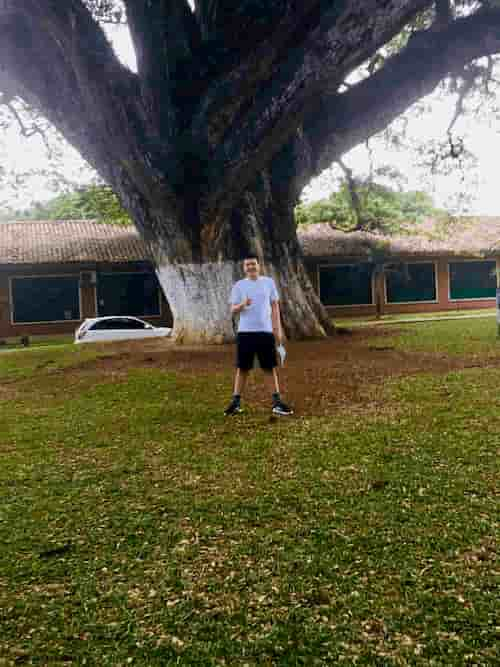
(230, 282, 251, 315)
(271, 300, 283, 344)
(231, 297, 251, 315)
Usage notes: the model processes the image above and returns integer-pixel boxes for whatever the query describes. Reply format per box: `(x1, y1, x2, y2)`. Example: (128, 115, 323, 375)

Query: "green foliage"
(296, 180, 448, 234)
(4, 185, 131, 225)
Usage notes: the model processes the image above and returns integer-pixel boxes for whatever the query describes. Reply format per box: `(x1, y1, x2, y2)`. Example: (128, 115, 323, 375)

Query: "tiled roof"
(0, 220, 150, 265)
(298, 216, 500, 259)
(298, 217, 500, 259)
(1, 217, 500, 267)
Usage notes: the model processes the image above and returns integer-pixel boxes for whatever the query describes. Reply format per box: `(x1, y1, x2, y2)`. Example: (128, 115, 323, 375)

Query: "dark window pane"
(97, 273, 160, 316)
(12, 276, 80, 323)
(449, 261, 496, 300)
(320, 264, 373, 306)
(386, 263, 436, 303)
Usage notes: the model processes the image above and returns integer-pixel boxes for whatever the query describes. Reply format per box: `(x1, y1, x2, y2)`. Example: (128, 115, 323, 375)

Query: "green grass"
(0, 334, 73, 351)
(0, 342, 109, 382)
(335, 308, 497, 328)
(367, 317, 500, 357)
(0, 322, 499, 665)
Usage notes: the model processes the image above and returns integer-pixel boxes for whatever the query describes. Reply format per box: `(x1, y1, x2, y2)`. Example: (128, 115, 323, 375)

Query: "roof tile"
(298, 217, 500, 259)
(0, 220, 149, 265)
(1, 218, 499, 267)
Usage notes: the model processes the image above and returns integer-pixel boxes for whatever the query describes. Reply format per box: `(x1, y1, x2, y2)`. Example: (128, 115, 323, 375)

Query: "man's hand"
(232, 297, 252, 315)
(273, 329, 283, 345)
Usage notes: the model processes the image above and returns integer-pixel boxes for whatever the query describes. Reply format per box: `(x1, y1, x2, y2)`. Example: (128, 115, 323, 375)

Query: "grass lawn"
(334, 308, 497, 328)
(0, 321, 498, 666)
(0, 335, 74, 352)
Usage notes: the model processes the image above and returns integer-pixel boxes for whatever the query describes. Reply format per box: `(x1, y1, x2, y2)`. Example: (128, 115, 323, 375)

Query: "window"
(11, 276, 80, 324)
(385, 263, 436, 303)
(319, 264, 373, 306)
(320, 264, 373, 306)
(449, 261, 497, 300)
(91, 318, 147, 330)
(97, 273, 160, 317)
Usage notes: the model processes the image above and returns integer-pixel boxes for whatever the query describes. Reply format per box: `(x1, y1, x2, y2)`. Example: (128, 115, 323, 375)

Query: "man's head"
(243, 256, 260, 279)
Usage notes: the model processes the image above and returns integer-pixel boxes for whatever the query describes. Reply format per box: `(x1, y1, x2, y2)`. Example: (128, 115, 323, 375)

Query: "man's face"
(243, 258, 260, 279)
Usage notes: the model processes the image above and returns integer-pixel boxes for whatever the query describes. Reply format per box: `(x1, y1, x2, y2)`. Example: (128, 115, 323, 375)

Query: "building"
(299, 218, 500, 318)
(1, 218, 499, 340)
(0, 221, 172, 340)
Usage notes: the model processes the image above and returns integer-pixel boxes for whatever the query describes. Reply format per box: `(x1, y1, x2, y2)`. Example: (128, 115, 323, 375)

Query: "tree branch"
(2, 100, 53, 155)
(0, 1, 182, 221)
(337, 159, 363, 231)
(188, 1, 323, 144)
(300, 6, 500, 192)
(124, 1, 199, 84)
(434, 0, 453, 28)
(0, 3, 161, 183)
(447, 64, 478, 134)
(124, 0, 200, 137)
(203, 0, 433, 222)
(193, 0, 217, 40)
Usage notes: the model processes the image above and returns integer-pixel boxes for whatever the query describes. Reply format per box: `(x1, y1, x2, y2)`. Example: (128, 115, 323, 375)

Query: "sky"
(2, 23, 500, 216)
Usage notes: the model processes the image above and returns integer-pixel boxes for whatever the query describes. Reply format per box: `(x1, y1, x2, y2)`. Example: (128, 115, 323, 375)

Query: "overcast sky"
(2, 23, 500, 215)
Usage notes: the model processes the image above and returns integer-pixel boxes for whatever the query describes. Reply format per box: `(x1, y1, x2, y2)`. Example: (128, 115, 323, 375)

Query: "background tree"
(2, 1, 500, 341)
(3, 184, 130, 225)
(296, 178, 449, 233)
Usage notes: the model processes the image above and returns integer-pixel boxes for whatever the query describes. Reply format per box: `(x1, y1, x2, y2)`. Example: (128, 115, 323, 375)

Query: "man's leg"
(263, 368, 280, 395)
(225, 335, 253, 416)
(234, 368, 250, 396)
(258, 335, 293, 415)
(225, 369, 249, 416)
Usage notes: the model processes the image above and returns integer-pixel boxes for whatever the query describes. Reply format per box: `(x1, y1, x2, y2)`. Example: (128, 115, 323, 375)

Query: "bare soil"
(65, 327, 500, 416)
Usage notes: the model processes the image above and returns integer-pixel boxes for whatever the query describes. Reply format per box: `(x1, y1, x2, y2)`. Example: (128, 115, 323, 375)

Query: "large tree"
(1, 0, 500, 342)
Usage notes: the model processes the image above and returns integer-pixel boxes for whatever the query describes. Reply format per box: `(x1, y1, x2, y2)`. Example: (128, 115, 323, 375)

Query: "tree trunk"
(155, 260, 238, 344)
(116, 166, 333, 344)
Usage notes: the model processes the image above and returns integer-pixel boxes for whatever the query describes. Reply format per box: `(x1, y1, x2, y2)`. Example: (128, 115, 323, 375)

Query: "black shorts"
(236, 332, 277, 371)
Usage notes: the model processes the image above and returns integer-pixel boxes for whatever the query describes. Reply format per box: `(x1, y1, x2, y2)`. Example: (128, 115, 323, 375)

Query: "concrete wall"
(0, 262, 173, 340)
(306, 256, 499, 318)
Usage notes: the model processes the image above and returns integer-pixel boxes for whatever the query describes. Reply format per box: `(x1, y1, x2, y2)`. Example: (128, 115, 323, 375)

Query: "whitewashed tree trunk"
(156, 260, 237, 344)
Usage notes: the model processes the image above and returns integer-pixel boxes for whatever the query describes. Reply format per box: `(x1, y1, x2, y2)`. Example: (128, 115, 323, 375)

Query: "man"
(224, 257, 293, 416)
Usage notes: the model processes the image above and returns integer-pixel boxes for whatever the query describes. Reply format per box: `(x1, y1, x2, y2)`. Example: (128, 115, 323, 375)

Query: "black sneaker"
(224, 398, 243, 416)
(272, 400, 294, 416)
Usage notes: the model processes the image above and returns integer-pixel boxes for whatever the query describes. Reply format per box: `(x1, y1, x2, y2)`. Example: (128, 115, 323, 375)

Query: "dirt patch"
(0, 384, 18, 402)
(48, 329, 500, 416)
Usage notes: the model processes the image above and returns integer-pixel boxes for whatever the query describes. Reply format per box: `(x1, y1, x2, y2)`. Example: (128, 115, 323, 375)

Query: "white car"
(75, 316, 172, 344)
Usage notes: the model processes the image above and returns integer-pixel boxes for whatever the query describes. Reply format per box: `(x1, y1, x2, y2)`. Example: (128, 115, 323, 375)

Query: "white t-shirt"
(230, 276, 279, 333)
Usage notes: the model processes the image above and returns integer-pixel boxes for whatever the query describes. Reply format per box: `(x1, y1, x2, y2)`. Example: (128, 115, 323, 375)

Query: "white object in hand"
(276, 344, 286, 366)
